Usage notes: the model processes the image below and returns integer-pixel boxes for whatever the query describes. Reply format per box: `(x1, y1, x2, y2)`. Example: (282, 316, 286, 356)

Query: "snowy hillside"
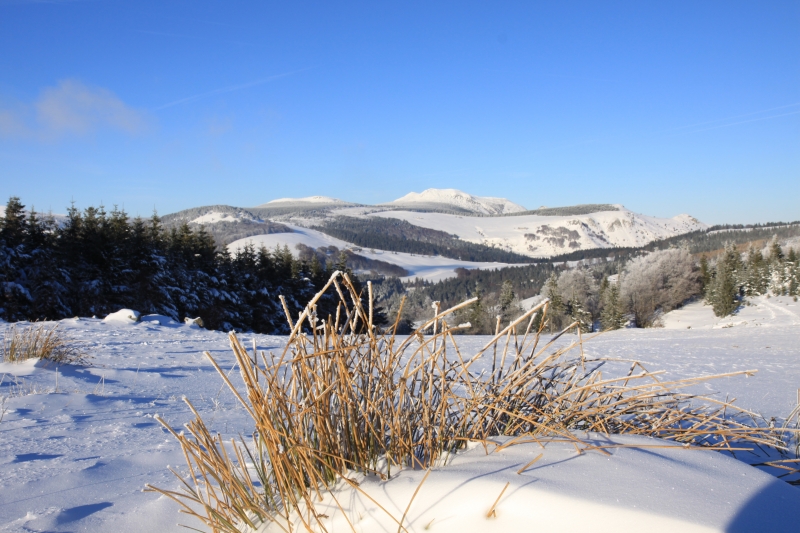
(367, 206, 707, 258)
(190, 210, 263, 224)
(388, 188, 527, 215)
(228, 226, 525, 282)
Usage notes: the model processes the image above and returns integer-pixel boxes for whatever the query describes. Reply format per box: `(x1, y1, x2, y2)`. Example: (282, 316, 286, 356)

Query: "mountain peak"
(257, 196, 347, 207)
(389, 188, 527, 215)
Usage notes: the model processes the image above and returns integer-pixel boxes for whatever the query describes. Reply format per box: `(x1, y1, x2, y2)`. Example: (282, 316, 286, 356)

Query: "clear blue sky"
(0, 1, 797, 224)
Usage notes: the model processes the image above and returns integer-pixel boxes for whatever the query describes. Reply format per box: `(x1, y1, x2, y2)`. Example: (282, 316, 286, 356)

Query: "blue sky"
(0, 1, 797, 224)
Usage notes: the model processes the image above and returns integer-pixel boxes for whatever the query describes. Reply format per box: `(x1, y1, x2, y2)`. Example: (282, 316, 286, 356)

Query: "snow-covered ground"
(1, 297, 798, 532)
(257, 434, 797, 533)
(662, 295, 800, 330)
(227, 225, 527, 282)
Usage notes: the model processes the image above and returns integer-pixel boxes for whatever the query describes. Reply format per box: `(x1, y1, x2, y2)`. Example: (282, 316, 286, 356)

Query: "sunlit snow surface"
(0, 296, 798, 532)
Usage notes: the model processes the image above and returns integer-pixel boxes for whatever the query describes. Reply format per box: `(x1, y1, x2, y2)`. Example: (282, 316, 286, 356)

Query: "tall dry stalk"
(1, 324, 88, 365)
(148, 270, 796, 532)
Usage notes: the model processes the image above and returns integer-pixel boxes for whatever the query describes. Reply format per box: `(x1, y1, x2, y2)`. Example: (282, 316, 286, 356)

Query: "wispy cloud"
(0, 79, 150, 141)
(135, 29, 249, 47)
(155, 68, 312, 111)
(660, 103, 800, 136)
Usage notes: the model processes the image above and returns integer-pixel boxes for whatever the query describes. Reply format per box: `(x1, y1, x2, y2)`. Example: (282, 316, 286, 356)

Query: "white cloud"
(0, 79, 150, 140)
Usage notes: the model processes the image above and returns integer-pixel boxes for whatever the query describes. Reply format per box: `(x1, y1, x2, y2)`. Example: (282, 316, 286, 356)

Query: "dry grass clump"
(1, 324, 89, 366)
(147, 271, 795, 533)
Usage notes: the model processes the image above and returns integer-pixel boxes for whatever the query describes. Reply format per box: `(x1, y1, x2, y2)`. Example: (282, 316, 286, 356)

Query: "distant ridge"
(505, 204, 621, 217)
(255, 196, 350, 207)
(387, 188, 526, 215)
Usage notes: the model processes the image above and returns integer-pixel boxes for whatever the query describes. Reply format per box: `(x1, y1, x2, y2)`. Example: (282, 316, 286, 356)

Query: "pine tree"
(600, 283, 626, 330)
(498, 279, 516, 324)
(567, 293, 592, 332)
(543, 273, 565, 332)
(707, 243, 742, 317)
(0, 198, 32, 320)
(699, 256, 711, 295)
(766, 238, 786, 295)
(787, 248, 798, 297)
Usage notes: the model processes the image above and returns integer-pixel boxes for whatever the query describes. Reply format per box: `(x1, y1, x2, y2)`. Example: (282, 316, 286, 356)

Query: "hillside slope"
(367, 206, 706, 258)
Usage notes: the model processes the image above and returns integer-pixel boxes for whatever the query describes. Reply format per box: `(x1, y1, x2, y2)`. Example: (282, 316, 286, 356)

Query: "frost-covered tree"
(787, 248, 799, 297)
(620, 248, 700, 327)
(557, 268, 599, 328)
(766, 238, 786, 296)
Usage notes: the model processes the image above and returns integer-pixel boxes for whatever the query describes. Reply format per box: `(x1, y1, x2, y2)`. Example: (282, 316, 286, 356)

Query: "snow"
(366, 206, 707, 258)
(227, 225, 528, 282)
(102, 309, 140, 324)
(190, 211, 262, 225)
(662, 295, 800, 330)
(260, 196, 347, 205)
(256, 434, 797, 533)
(1, 307, 799, 532)
(389, 188, 527, 215)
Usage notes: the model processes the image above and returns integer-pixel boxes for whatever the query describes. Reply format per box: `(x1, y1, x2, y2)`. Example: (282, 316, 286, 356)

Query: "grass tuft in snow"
(1, 324, 89, 366)
(148, 271, 797, 533)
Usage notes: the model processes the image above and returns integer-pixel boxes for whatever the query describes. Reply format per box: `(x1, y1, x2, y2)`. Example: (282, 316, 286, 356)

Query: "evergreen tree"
(787, 248, 798, 297)
(567, 293, 592, 332)
(543, 273, 566, 332)
(600, 282, 626, 330)
(0, 198, 32, 320)
(743, 247, 768, 296)
(699, 255, 711, 295)
(707, 243, 742, 317)
(498, 279, 517, 324)
(767, 238, 786, 295)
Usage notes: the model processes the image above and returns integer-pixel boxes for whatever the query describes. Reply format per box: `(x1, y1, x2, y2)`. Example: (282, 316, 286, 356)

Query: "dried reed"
(1, 324, 89, 366)
(147, 271, 796, 532)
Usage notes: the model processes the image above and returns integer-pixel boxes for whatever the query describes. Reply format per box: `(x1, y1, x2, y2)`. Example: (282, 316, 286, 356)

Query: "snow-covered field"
(227, 225, 526, 282)
(1, 295, 798, 532)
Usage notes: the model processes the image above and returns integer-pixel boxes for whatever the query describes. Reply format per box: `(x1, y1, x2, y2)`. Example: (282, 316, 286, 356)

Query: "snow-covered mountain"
(166, 191, 708, 267)
(388, 188, 527, 215)
(368, 206, 706, 258)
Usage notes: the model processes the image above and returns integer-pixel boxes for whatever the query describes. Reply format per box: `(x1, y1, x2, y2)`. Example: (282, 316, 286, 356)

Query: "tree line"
(0, 197, 359, 333)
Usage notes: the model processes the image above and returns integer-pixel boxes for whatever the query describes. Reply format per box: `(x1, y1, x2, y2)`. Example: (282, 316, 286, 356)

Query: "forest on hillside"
(313, 216, 532, 263)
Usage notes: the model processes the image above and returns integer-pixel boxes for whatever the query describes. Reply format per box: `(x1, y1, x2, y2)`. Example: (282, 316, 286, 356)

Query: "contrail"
(155, 67, 312, 110)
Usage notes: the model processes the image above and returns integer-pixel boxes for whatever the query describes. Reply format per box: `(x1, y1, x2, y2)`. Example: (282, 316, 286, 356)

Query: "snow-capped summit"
(389, 188, 527, 215)
(260, 196, 346, 206)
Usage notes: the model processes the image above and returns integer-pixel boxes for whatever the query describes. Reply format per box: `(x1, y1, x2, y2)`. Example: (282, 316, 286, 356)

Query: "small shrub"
(1, 324, 89, 365)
